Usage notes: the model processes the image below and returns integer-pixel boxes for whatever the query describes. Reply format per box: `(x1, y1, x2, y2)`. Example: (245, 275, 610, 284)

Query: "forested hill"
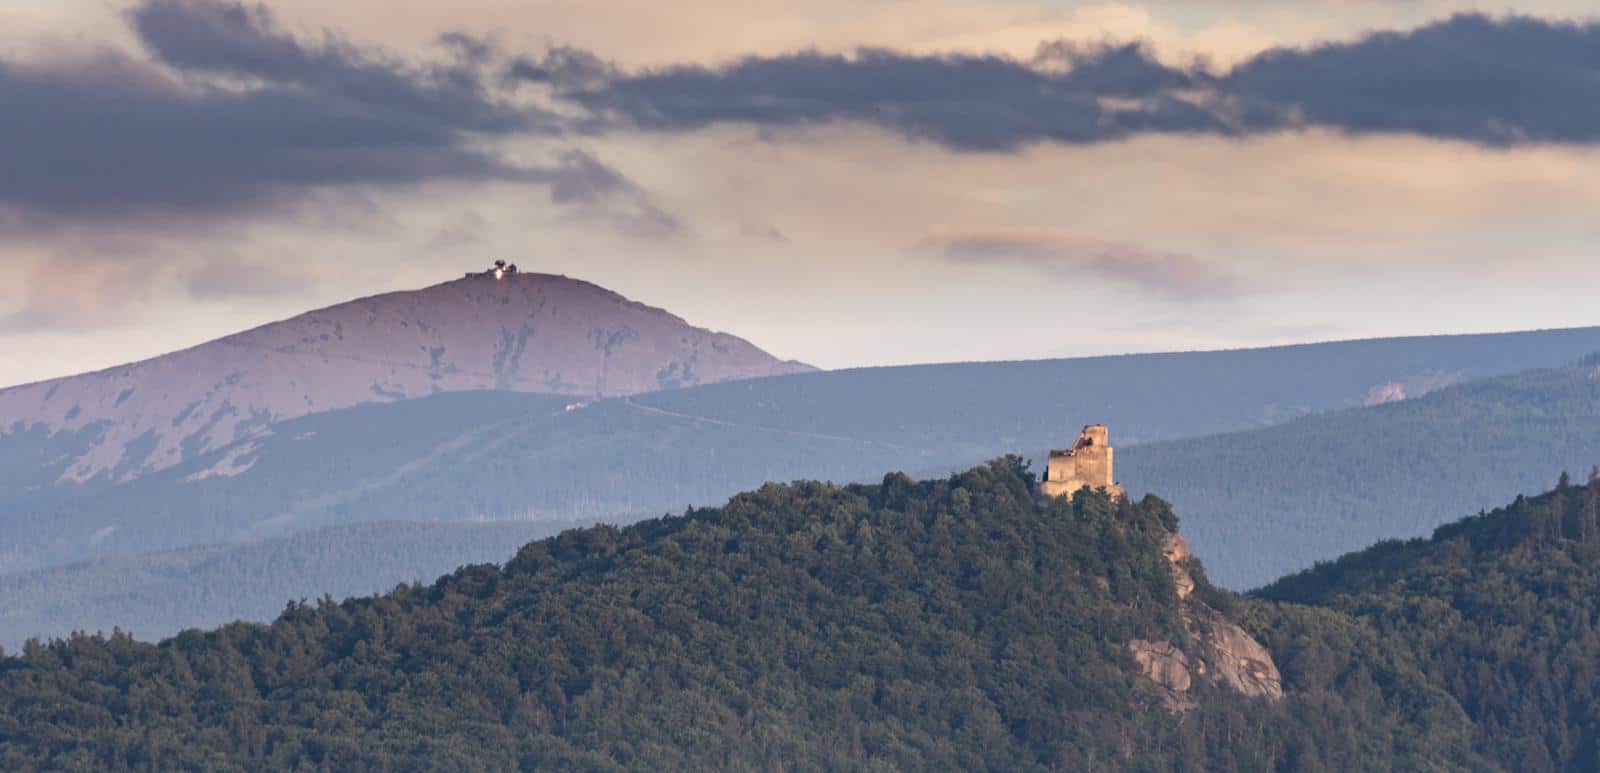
(1255, 477, 1600, 771)
(0, 519, 585, 650)
(0, 462, 1479, 770)
(1122, 359, 1600, 588)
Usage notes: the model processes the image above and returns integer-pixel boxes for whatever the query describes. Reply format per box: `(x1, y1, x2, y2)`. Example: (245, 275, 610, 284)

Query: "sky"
(4, 0, 1600, 387)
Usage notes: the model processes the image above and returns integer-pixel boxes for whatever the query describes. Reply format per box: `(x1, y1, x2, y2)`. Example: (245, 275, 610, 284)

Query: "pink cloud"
(921, 228, 1241, 298)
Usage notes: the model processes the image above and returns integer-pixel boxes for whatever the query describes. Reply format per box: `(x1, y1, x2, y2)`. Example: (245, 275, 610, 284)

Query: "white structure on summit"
(466, 260, 519, 280)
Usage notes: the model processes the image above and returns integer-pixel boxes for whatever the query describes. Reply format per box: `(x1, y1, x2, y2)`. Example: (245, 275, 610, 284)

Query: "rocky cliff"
(1129, 532, 1283, 711)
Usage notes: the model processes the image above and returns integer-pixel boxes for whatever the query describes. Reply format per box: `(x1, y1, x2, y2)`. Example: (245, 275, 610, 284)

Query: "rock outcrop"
(1130, 533, 1283, 711)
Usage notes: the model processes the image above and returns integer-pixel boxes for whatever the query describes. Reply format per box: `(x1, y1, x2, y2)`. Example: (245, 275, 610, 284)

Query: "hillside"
(0, 273, 812, 491)
(1120, 360, 1600, 588)
(0, 392, 578, 573)
(0, 462, 1477, 769)
(0, 519, 584, 650)
(632, 325, 1600, 448)
(1255, 479, 1600, 771)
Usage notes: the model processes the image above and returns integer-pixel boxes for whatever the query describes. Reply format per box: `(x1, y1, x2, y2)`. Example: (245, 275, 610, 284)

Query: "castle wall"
(1045, 455, 1075, 484)
(1074, 446, 1112, 488)
(1041, 425, 1124, 499)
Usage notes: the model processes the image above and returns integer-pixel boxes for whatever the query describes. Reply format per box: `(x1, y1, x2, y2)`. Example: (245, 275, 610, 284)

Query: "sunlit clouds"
(4, 0, 1600, 388)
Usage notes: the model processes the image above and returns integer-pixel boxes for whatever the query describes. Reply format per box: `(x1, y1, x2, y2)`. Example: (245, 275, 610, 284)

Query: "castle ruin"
(1041, 424, 1125, 499)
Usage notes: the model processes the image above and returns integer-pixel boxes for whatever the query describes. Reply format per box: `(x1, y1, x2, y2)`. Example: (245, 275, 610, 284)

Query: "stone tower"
(1041, 424, 1124, 499)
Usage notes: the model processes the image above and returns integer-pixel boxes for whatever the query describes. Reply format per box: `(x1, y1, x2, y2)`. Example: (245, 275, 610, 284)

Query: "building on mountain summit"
(1041, 424, 1125, 499)
(466, 260, 518, 280)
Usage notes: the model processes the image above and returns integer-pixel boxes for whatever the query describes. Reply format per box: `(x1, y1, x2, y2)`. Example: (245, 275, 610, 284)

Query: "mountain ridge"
(11, 325, 1600, 582)
(1121, 358, 1600, 588)
(0, 273, 814, 486)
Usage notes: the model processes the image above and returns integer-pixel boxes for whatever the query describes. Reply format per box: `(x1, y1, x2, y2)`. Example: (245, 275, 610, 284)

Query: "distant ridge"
(1122, 358, 1600, 588)
(0, 273, 814, 484)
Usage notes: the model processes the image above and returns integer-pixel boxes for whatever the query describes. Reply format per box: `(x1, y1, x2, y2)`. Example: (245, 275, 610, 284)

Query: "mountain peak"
(0, 274, 815, 485)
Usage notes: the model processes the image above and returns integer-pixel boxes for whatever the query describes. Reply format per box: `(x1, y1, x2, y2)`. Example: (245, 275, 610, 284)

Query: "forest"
(1257, 470, 1600, 770)
(1124, 360, 1600, 587)
(7, 458, 1579, 770)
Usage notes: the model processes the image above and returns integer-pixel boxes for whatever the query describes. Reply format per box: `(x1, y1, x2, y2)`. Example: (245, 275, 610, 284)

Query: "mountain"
(0, 273, 813, 490)
(1120, 358, 1600, 588)
(627, 325, 1600, 449)
(1254, 479, 1600, 770)
(0, 389, 900, 574)
(9, 327, 1600, 629)
(10, 325, 1598, 576)
(0, 463, 1479, 770)
(18, 462, 1599, 768)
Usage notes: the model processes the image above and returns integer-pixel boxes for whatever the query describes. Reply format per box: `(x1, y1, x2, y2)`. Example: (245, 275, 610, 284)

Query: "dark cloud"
(925, 230, 1239, 298)
(127, 0, 526, 133)
(505, 46, 616, 91)
(1033, 41, 1202, 97)
(545, 149, 629, 204)
(0, 48, 527, 220)
(564, 13, 1600, 151)
(0, 0, 666, 235)
(436, 32, 495, 66)
(6, 5, 1600, 236)
(1224, 13, 1600, 144)
(565, 47, 1223, 151)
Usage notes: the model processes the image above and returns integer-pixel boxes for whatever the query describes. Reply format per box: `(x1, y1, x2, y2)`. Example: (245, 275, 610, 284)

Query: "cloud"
(0, 0, 674, 238)
(6, 4, 1597, 234)
(0, 48, 517, 221)
(126, 0, 525, 134)
(1031, 40, 1199, 97)
(564, 44, 1224, 151)
(543, 149, 684, 238)
(563, 13, 1600, 151)
(922, 229, 1240, 298)
(1224, 13, 1600, 145)
(505, 46, 616, 91)
(436, 32, 495, 66)
(0, 0, 526, 222)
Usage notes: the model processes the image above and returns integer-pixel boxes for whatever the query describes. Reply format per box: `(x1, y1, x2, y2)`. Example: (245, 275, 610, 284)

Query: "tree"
(1584, 484, 1599, 543)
